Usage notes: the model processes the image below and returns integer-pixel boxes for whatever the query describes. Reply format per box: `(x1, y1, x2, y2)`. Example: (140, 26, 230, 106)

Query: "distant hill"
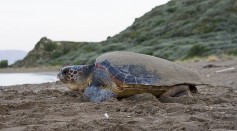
(13, 0, 237, 67)
(0, 50, 27, 65)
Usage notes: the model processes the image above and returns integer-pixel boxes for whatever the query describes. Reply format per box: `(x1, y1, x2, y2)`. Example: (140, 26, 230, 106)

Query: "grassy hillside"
(13, 0, 237, 67)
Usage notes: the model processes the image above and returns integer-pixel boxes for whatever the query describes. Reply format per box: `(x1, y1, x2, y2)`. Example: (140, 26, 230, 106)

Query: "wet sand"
(0, 59, 237, 131)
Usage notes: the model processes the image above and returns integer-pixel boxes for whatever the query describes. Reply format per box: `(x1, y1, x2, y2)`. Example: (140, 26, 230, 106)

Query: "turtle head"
(57, 65, 94, 91)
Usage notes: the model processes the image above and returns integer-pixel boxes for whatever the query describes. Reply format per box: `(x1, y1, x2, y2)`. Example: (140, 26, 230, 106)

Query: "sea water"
(0, 72, 57, 86)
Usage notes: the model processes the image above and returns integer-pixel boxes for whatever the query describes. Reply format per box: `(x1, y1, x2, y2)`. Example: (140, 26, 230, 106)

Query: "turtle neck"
(82, 64, 95, 78)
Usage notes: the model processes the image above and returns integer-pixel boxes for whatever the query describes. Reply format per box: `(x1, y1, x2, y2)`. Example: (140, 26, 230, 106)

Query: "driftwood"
(215, 67, 235, 73)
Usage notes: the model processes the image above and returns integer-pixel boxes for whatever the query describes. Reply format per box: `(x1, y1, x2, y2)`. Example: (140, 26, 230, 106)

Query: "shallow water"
(0, 72, 57, 86)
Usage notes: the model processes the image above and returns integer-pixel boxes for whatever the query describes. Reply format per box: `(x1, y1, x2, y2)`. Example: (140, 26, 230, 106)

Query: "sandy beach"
(0, 59, 237, 131)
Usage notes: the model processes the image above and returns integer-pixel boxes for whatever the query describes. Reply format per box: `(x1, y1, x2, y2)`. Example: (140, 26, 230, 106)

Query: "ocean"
(0, 72, 57, 86)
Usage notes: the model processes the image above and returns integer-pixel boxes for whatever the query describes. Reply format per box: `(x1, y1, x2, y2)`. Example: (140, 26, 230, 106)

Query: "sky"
(0, 0, 170, 52)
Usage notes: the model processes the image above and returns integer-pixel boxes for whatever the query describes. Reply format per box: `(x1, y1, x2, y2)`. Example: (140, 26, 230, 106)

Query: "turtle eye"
(62, 68, 69, 76)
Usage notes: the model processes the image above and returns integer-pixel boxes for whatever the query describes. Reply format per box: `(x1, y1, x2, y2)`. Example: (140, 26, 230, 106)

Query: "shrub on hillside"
(100, 43, 126, 52)
(227, 49, 237, 56)
(52, 51, 63, 59)
(186, 44, 210, 58)
(0, 60, 8, 68)
(80, 43, 98, 52)
(44, 43, 57, 51)
(166, 7, 176, 13)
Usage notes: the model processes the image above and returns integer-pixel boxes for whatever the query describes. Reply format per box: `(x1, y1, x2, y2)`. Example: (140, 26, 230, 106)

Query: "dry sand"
(0, 59, 237, 131)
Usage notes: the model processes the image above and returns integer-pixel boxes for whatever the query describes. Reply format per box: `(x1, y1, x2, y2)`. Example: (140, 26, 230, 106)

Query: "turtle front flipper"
(83, 68, 116, 103)
(84, 86, 116, 103)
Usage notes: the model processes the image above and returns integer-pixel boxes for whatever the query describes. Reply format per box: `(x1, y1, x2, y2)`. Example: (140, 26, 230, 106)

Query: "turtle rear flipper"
(159, 85, 196, 104)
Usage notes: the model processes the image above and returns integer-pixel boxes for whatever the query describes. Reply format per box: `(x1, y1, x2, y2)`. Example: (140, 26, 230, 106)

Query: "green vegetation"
(186, 44, 210, 58)
(44, 43, 57, 51)
(0, 60, 8, 68)
(227, 48, 237, 56)
(13, 0, 237, 67)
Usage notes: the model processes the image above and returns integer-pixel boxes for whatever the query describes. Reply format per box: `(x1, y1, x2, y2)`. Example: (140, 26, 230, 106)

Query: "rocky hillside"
(13, 0, 237, 67)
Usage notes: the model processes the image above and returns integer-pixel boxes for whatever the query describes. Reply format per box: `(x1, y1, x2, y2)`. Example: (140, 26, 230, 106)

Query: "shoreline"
(0, 66, 60, 73)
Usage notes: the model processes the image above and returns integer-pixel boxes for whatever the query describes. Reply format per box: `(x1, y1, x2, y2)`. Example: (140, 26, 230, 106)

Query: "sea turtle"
(57, 51, 202, 103)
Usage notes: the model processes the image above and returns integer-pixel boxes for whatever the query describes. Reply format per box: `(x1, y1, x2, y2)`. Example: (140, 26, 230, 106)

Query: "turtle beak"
(57, 72, 63, 80)
(57, 72, 65, 82)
